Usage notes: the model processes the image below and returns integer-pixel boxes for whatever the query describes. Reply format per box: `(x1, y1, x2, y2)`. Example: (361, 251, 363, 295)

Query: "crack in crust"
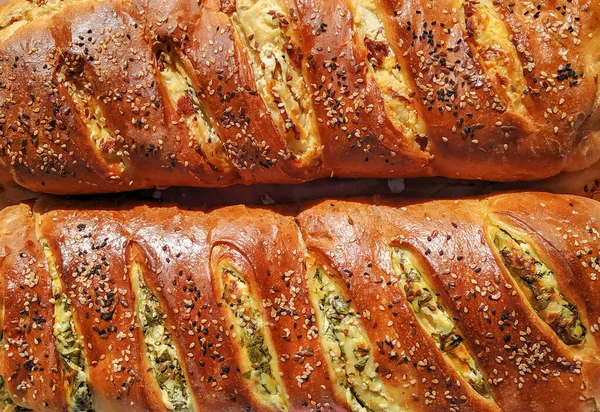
(391, 248, 491, 398)
(57, 58, 127, 176)
(231, 0, 320, 166)
(491, 227, 586, 346)
(37, 237, 93, 412)
(213, 246, 288, 411)
(0, 0, 71, 43)
(349, 0, 427, 150)
(309, 266, 399, 412)
(130, 261, 193, 411)
(155, 46, 233, 175)
(229, 0, 321, 166)
(459, 0, 530, 117)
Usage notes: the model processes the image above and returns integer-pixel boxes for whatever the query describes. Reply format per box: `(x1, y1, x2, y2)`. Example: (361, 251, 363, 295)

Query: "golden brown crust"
(298, 194, 600, 411)
(389, 0, 539, 180)
(298, 202, 497, 411)
(0, 0, 598, 193)
(36, 203, 167, 411)
(205, 208, 345, 410)
(288, 0, 430, 178)
(185, 6, 300, 183)
(52, 0, 210, 188)
(125, 209, 258, 411)
(0, 203, 67, 411)
(0, 192, 598, 411)
(483, 192, 600, 398)
(0, 12, 119, 193)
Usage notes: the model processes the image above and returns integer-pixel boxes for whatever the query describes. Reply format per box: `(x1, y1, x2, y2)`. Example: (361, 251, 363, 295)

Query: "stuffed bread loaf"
(0, 0, 599, 194)
(0, 192, 599, 411)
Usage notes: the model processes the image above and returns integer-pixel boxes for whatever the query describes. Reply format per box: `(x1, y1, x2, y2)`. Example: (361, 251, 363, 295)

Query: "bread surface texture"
(0, 192, 599, 411)
(0, 0, 599, 193)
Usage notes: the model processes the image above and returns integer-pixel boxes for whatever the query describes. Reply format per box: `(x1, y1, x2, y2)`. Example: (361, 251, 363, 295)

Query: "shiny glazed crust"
(0, 192, 598, 411)
(0, 0, 598, 193)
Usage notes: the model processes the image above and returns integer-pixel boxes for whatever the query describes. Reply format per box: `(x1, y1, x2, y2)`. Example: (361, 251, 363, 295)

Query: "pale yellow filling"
(0, 0, 73, 43)
(156, 50, 230, 172)
(391, 249, 490, 397)
(131, 263, 193, 411)
(39, 238, 93, 412)
(218, 262, 288, 411)
(232, 0, 320, 162)
(309, 267, 399, 412)
(349, 0, 426, 144)
(58, 66, 126, 173)
(458, 0, 529, 115)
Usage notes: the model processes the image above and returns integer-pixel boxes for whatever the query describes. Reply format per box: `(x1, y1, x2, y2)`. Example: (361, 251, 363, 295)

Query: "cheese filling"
(58, 63, 126, 174)
(40, 239, 93, 412)
(493, 229, 586, 345)
(0, 0, 75, 43)
(156, 49, 230, 172)
(131, 263, 192, 411)
(310, 268, 398, 412)
(219, 264, 288, 411)
(391, 249, 490, 397)
(232, 0, 320, 162)
(349, 0, 426, 146)
(458, 0, 529, 114)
